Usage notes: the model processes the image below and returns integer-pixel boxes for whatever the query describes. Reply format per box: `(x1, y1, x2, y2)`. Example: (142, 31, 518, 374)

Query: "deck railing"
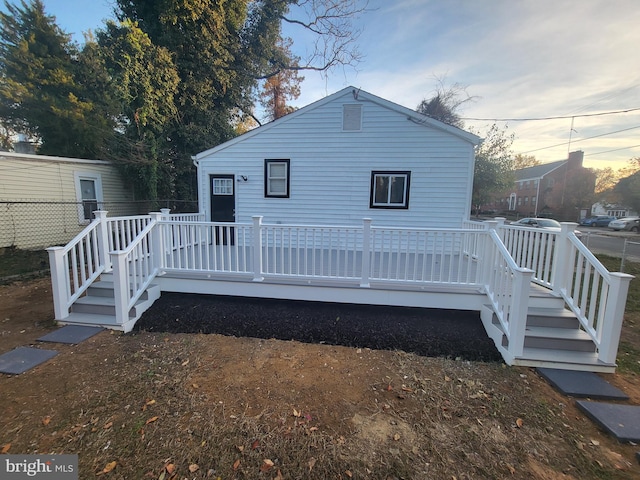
(47, 212, 107, 319)
(110, 216, 160, 326)
(48, 212, 633, 366)
(482, 223, 534, 358)
(499, 220, 633, 364)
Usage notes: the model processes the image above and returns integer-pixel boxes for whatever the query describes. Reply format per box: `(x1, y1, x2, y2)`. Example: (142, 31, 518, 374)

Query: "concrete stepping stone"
(37, 325, 103, 344)
(576, 401, 640, 443)
(537, 367, 629, 400)
(0, 347, 58, 375)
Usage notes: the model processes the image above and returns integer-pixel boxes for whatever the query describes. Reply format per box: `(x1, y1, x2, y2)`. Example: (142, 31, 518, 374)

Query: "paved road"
(580, 227, 640, 263)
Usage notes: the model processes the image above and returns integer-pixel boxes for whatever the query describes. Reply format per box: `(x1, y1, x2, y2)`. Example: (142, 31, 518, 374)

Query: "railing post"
(46, 246, 69, 320)
(149, 212, 164, 273)
(111, 250, 130, 325)
(160, 208, 171, 219)
(252, 216, 264, 281)
(508, 267, 534, 358)
(551, 223, 576, 295)
(94, 210, 111, 272)
(480, 222, 499, 285)
(360, 218, 372, 287)
(598, 272, 634, 364)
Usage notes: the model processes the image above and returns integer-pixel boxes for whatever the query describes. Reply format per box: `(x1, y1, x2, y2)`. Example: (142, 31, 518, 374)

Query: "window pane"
(374, 176, 389, 203)
(80, 179, 97, 200)
(389, 176, 406, 204)
(269, 163, 286, 177)
(269, 179, 286, 195)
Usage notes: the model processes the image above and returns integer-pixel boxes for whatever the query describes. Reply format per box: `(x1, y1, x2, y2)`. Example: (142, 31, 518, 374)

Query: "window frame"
(369, 171, 411, 209)
(264, 159, 290, 198)
(74, 171, 104, 224)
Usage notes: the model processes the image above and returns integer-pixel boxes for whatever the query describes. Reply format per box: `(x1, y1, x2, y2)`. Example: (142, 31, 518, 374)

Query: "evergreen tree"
(0, 0, 112, 157)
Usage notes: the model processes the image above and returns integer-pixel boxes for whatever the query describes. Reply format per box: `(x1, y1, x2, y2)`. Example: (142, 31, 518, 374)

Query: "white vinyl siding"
(197, 89, 477, 228)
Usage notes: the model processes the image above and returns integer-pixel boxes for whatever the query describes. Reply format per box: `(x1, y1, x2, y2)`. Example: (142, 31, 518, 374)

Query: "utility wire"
(519, 125, 640, 154)
(461, 106, 640, 122)
(584, 144, 640, 157)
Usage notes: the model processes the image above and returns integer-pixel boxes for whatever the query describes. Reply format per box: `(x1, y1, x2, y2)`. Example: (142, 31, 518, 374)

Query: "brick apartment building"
(487, 151, 595, 221)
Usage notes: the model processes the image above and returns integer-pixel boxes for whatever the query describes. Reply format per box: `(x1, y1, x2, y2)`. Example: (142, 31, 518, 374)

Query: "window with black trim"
(264, 159, 290, 198)
(370, 171, 410, 209)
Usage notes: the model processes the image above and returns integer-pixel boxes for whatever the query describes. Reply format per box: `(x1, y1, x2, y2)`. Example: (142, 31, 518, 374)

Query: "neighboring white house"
(0, 152, 136, 249)
(591, 201, 637, 218)
(193, 87, 481, 228)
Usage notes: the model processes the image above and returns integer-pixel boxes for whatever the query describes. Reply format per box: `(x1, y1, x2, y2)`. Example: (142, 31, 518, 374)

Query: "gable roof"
(515, 159, 566, 181)
(193, 86, 481, 162)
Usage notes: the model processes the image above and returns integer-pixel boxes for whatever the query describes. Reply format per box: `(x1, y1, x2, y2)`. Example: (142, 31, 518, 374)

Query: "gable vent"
(343, 104, 362, 131)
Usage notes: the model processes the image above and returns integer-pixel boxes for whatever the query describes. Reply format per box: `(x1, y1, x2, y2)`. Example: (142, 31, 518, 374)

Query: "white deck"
(47, 213, 634, 372)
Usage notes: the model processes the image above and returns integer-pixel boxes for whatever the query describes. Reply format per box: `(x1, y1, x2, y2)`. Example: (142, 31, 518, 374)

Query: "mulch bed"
(135, 293, 503, 362)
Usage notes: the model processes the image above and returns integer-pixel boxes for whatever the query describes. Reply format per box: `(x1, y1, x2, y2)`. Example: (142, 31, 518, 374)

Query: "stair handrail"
(47, 211, 110, 320)
(482, 223, 534, 358)
(555, 225, 634, 364)
(110, 215, 161, 326)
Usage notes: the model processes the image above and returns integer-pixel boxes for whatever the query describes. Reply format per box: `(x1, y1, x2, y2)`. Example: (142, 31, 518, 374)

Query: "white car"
(608, 217, 640, 232)
(512, 218, 582, 237)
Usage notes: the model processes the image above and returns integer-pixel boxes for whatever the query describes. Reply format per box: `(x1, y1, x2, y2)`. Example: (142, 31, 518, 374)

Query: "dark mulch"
(135, 293, 502, 362)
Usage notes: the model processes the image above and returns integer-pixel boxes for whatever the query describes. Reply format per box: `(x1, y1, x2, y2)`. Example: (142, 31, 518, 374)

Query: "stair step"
(526, 307, 580, 328)
(522, 326, 596, 352)
(87, 281, 115, 298)
(59, 312, 120, 328)
(513, 347, 615, 373)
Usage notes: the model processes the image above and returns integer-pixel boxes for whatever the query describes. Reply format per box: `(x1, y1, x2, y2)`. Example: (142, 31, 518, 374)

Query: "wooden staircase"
(481, 302, 616, 373)
(59, 273, 161, 333)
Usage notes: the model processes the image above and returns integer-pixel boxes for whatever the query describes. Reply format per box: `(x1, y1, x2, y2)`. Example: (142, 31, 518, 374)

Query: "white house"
(44, 88, 634, 373)
(193, 87, 481, 228)
(0, 152, 137, 249)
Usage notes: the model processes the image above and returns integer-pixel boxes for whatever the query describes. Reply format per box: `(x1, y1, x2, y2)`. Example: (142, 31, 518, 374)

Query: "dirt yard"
(1, 276, 640, 479)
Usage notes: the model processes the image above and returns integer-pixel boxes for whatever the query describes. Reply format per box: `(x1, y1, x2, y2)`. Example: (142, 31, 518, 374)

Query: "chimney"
(567, 150, 584, 169)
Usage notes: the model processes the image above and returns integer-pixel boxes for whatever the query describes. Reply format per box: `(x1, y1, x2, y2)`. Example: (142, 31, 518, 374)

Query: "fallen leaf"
(188, 464, 199, 473)
(515, 418, 524, 428)
(236, 445, 244, 453)
(386, 384, 393, 391)
(251, 439, 260, 450)
(146, 399, 156, 406)
(165, 463, 175, 475)
(1, 444, 10, 453)
(393, 433, 401, 441)
(233, 459, 240, 471)
(507, 463, 516, 474)
(260, 459, 274, 472)
(345, 470, 353, 478)
(42, 416, 51, 426)
(293, 408, 301, 417)
(102, 461, 117, 473)
(145, 416, 159, 425)
(401, 386, 414, 393)
(308, 457, 316, 472)
(181, 359, 189, 366)
(274, 469, 284, 480)
(192, 383, 200, 389)
(103, 421, 113, 429)
(590, 439, 600, 446)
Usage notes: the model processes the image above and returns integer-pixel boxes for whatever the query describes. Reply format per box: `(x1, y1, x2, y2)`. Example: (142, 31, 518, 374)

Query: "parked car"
(512, 218, 582, 237)
(580, 215, 617, 227)
(608, 217, 640, 232)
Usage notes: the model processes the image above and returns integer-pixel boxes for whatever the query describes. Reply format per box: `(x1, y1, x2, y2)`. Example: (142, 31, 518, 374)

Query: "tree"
(0, 0, 113, 157)
(471, 124, 514, 213)
(416, 79, 475, 128)
(259, 37, 304, 122)
(512, 154, 539, 170)
(114, 0, 368, 199)
(94, 20, 180, 200)
(615, 171, 640, 214)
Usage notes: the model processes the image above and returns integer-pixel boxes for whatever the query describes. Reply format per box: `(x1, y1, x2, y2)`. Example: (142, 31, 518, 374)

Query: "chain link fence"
(0, 199, 198, 250)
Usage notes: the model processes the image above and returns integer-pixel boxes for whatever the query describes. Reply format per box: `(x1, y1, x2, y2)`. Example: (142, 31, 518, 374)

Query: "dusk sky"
(40, 0, 640, 171)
